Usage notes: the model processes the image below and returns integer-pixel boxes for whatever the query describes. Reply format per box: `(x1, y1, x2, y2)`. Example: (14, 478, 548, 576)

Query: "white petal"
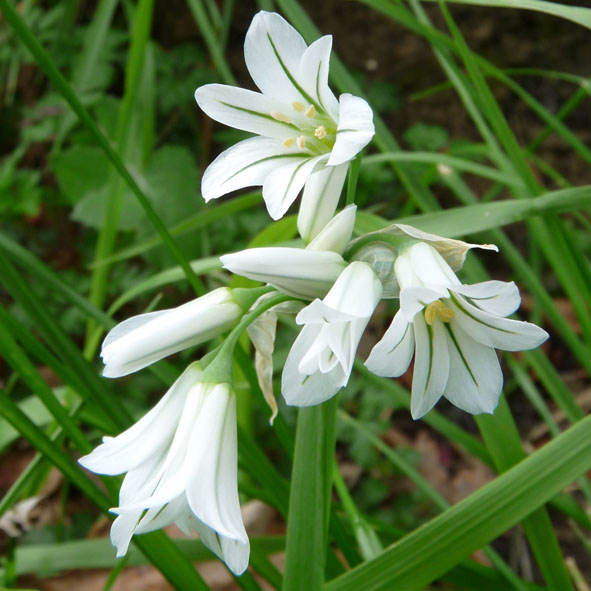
(262, 155, 324, 220)
(110, 511, 143, 557)
(323, 261, 382, 317)
(452, 281, 521, 317)
(220, 247, 346, 300)
(443, 322, 503, 414)
(296, 298, 356, 325)
(195, 84, 299, 140)
(244, 11, 309, 104)
(186, 386, 247, 544)
(365, 311, 415, 377)
(298, 35, 340, 119)
(406, 242, 461, 288)
(282, 324, 347, 406)
(297, 163, 349, 242)
(133, 496, 187, 535)
(327, 94, 375, 166)
(306, 204, 356, 255)
(450, 295, 549, 352)
(78, 365, 201, 474)
(101, 289, 241, 377)
(190, 516, 250, 575)
(410, 315, 450, 419)
(128, 386, 208, 508)
(201, 136, 306, 202)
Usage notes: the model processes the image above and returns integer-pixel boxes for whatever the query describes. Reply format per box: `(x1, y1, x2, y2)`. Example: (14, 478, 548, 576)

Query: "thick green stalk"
(283, 397, 338, 591)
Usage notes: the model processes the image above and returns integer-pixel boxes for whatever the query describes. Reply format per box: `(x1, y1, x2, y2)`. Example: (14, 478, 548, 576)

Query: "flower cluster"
(80, 10, 549, 577)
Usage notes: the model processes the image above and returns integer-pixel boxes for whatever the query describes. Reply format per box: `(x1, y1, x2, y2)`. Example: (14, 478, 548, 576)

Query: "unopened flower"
(365, 241, 548, 418)
(194, 11, 374, 241)
(220, 206, 358, 300)
(101, 288, 243, 378)
(79, 363, 249, 574)
(282, 261, 382, 406)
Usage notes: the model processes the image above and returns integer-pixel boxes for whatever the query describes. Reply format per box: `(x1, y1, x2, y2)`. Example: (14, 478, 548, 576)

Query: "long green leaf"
(419, 0, 591, 29)
(325, 413, 591, 591)
(355, 186, 591, 237)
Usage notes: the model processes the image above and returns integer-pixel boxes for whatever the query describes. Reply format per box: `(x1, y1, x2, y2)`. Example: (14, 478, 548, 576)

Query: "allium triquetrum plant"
(0, 1, 589, 590)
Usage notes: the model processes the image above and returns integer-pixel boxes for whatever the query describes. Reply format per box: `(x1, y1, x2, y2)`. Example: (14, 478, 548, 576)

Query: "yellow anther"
(283, 137, 295, 148)
(292, 101, 306, 112)
(304, 104, 316, 118)
(424, 300, 455, 325)
(271, 111, 291, 123)
(314, 125, 327, 140)
(296, 135, 306, 150)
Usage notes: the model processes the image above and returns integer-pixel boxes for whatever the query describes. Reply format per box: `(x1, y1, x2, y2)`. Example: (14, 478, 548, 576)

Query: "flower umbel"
(365, 241, 549, 418)
(79, 363, 249, 574)
(282, 261, 382, 406)
(194, 11, 374, 241)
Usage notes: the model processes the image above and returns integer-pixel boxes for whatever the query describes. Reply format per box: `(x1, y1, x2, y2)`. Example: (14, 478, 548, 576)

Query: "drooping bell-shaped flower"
(282, 261, 382, 406)
(220, 206, 357, 300)
(101, 287, 243, 378)
(79, 363, 249, 574)
(365, 241, 549, 419)
(194, 11, 374, 242)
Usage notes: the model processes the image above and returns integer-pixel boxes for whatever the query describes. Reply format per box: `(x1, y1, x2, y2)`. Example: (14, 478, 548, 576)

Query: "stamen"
(283, 137, 295, 148)
(305, 104, 316, 118)
(296, 136, 306, 150)
(292, 101, 305, 113)
(424, 300, 455, 325)
(314, 125, 327, 139)
(271, 111, 291, 123)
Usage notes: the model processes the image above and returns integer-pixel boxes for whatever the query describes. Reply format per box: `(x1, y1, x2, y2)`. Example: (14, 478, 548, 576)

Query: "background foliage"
(0, 0, 589, 589)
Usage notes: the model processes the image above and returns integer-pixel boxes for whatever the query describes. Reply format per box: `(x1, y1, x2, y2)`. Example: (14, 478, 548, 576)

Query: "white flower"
(101, 287, 243, 378)
(282, 261, 382, 406)
(221, 247, 346, 300)
(79, 363, 249, 575)
(365, 241, 549, 419)
(220, 206, 356, 300)
(194, 11, 374, 242)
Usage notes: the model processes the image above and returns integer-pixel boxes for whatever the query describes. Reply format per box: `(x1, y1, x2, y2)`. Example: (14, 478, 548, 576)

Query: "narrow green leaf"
(355, 186, 591, 237)
(324, 413, 591, 591)
(476, 398, 573, 590)
(419, 0, 591, 29)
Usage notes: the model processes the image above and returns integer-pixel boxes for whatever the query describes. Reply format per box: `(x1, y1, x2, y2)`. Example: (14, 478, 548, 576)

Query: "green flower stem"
(332, 459, 383, 561)
(85, 0, 155, 352)
(201, 292, 293, 385)
(283, 395, 339, 591)
(346, 153, 362, 206)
